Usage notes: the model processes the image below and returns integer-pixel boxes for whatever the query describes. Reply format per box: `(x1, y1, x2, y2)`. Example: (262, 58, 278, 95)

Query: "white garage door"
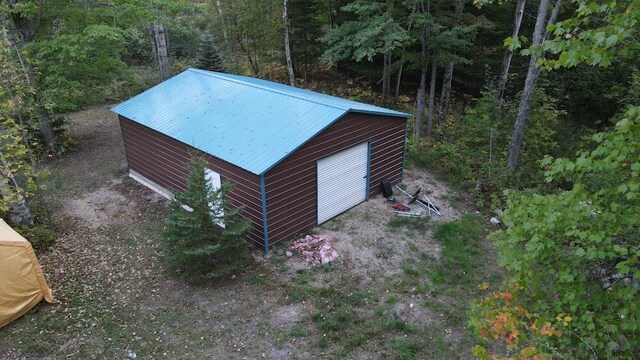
(317, 142, 369, 224)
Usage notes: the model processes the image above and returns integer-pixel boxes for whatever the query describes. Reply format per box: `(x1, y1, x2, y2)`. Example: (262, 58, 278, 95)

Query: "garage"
(112, 68, 410, 251)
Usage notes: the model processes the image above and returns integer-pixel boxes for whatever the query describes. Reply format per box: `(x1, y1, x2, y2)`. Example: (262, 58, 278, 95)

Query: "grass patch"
(276, 213, 497, 359)
(430, 214, 484, 286)
(383, 316, 415, 334)
(387, 216, 431, 233)
(389, 338, 423, 359)
(248, 273, 265, 285)
(403, 265, 420, 277)
(289, 325, 309, 337)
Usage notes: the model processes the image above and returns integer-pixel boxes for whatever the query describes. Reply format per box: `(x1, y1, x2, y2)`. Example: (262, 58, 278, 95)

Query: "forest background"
(0, 0, 638, 358)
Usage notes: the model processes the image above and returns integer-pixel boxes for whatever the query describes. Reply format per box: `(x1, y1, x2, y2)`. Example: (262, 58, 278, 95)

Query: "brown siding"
(264, 113, 406, 246)
(118, 116, 265, 248)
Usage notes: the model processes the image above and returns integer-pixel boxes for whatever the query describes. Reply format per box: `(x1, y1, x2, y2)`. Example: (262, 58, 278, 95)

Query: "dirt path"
(1, 106, 489, 359)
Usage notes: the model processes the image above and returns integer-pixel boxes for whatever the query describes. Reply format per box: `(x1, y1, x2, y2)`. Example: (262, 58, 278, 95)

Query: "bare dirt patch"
(63, 187, 129, 229)
(269, 303, 303, 330)
(281, 167, 460, 281)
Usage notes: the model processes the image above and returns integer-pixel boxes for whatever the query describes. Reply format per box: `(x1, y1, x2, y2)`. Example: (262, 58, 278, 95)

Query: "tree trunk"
(498, 0, 526, 101)
(415, 59, 427, 138)
(438, 0, 465, 124)
(426, 0, 440, 136)
(415, 65, 426, 139)
(0, 153, 34, 226)
(395, 61, 404, 97)
(414, 0, 430, 138)
(507, 0, 562, 169)
(438, 62, 454, 123)
(283, 0, 295, 86)
(1, 13, 55, 150)
(426, 51, 437, 136)
(149, 24, 171, 80)
(7, 0, 41, 42)
(214, 0, 228, 44)
(13, 46, 55, 149)
(382, 53, 392, 104)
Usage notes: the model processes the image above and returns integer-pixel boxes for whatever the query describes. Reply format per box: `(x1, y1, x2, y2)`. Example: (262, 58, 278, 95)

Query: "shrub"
(470, 107, 640, 358)
(162, 156, 251, 282)
(15, 224, 56, 251)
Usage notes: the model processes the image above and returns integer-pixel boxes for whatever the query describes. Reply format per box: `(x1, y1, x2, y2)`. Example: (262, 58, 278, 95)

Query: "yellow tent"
(0, 218, 53, 329)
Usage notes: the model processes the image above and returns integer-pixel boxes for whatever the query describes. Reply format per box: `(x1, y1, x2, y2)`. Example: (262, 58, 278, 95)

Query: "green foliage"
(288, 0, 324, 77)
(320, 0, 411, 64)
(15, 223, 56, 250)
(215, 0, 282, 75)
(0, 118, 37, 215)
(420, 1, 478, 68)
(27, 25, 129, 111)
(196, 31, 226, 72)
(542, 0, 640, 69)
(0, 36, 39, 218)
(162, 156, 251, 283)
(486, 107, 640, 358)
(414, 83, 563, 208)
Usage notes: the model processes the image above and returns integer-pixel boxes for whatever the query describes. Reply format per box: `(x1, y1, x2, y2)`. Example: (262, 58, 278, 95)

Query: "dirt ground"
(0, 106, 492, 359)
(317, 169, 463, 279)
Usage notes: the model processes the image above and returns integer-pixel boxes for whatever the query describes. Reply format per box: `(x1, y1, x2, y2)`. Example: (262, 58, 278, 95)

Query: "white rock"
(490, 217, 501, 225)
(285, 251, 293, 258)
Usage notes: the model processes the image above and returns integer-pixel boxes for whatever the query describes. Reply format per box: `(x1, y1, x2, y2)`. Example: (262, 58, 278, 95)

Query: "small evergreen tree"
(196, 31, 226, 73)
(162, 156, 251, 282)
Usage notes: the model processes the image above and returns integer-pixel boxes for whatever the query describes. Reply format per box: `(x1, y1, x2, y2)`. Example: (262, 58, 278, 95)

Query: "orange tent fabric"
(0, 218, 53, 329)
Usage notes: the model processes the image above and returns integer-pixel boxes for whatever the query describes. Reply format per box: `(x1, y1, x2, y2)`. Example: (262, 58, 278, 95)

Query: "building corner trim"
(401, 121, 408, 182)
(260, 174, 270, 253)
(365, 140, 372, 201)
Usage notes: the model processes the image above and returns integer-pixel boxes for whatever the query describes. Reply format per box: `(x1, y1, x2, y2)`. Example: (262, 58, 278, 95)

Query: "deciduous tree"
(506, 0, 562, 169)
(282, 0, 295, 85)
(321, 0, 411, 100)
(477, 107, 640, 358)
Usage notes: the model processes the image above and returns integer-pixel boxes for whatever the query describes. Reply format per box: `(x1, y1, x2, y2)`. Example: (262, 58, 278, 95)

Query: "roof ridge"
(187, 68, 350, 112)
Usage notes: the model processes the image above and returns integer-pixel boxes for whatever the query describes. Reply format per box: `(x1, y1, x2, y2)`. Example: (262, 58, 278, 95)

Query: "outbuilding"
(112, 69, 410, 251)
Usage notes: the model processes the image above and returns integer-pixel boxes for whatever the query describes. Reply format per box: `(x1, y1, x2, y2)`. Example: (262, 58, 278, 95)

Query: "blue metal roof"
(112, 68, 411, 175)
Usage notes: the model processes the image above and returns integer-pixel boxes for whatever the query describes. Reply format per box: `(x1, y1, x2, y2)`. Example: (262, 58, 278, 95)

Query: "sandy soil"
(281, 167, 462, 282)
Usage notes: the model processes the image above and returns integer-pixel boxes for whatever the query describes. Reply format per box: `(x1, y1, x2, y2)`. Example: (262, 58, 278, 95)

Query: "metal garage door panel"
(317, 142, 368, 224)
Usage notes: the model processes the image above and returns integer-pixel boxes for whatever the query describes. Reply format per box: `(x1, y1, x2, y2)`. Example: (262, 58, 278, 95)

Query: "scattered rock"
(291, 234, 338, 265)
(285, 251, 293, 258)
(490, 217, 501, 225)
(276, 249, 285, 256)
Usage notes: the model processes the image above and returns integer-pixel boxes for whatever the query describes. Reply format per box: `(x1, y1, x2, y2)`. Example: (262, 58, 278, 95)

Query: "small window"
(205, 168, 225, 228)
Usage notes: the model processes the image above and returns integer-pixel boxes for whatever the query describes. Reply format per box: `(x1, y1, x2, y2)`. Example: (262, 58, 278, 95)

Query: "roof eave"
(258, 109, 409, 176)
(350, 109, 412, 119)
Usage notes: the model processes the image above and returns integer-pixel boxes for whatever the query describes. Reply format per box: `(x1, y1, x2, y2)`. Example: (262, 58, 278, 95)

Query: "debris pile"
(291, 234, 338, 265)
